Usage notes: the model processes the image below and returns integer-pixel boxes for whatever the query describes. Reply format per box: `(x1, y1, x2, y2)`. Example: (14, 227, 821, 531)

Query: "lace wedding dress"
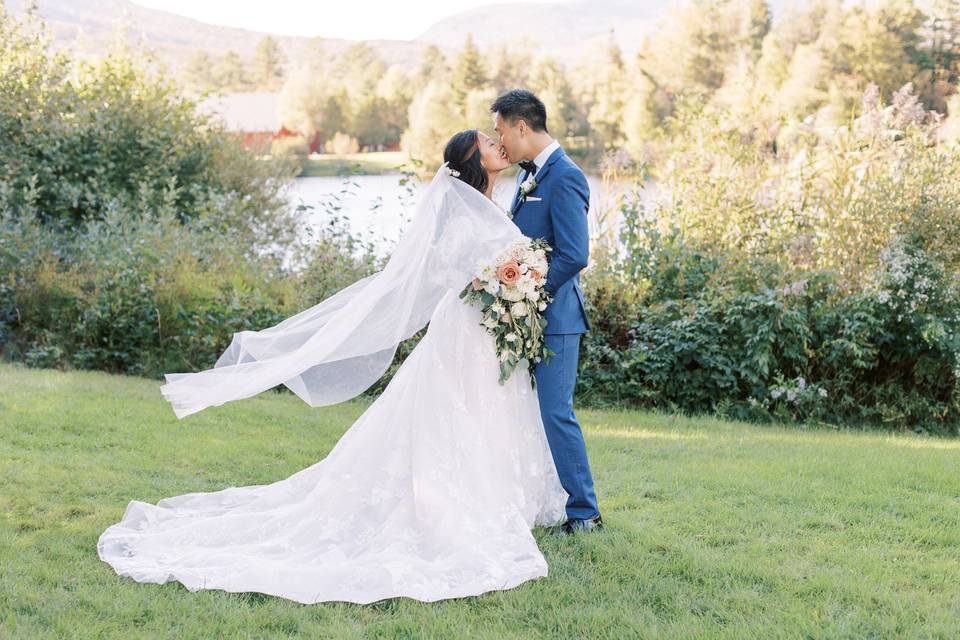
(96, 167, 569, 605)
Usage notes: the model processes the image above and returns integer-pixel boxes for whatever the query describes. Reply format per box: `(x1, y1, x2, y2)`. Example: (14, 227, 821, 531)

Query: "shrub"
(0, 10, 299, 256)
(325, 132, 360, 155)
(579, 195, 960, 434)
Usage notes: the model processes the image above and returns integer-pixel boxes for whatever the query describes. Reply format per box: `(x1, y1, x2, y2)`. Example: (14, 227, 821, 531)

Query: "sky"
(130, 0, 557, 41)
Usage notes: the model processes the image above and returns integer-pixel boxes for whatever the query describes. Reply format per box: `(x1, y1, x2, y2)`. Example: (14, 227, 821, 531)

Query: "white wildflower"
(500, 285, 525, 302)
(516, 276, 537, 298)
(483, 280, 501, 296)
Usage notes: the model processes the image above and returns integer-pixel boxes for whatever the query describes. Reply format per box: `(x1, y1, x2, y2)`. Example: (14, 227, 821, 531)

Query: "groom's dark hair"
(490, 89, 549, 134)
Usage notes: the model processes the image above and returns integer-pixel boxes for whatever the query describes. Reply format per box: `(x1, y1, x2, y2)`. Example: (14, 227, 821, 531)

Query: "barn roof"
(198, 91, 281, 132)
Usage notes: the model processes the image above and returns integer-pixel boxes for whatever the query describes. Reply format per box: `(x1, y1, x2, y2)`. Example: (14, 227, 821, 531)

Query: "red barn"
(199, 91, 321, 153)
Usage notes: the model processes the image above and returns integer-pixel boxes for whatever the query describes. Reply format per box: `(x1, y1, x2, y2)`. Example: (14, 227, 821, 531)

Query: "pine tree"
(587, 30, 627, 150)
(183, 50, 215, 91)
(213, 50, 248, 92)
(251, 36, 285, 91)
(918, 0, 960, 110)
(415, 44, 448, 89)
(452, 34, 487, 112)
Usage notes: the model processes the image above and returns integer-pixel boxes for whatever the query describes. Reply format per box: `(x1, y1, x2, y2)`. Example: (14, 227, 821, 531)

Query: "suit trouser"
(534, 332, 600, 520)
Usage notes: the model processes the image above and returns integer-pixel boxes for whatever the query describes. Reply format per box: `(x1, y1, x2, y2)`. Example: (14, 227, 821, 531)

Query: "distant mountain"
(415, 0, 799, 63)
(416, 0, 662, 62)
(6, 0, 802, 72)
(3, 0, 429, 71)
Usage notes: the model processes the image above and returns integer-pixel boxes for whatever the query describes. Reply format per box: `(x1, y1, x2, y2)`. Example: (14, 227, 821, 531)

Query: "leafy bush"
(0, 11, 298, 256)
(0, 197, 377, 375)
(655, 84, 960, 292)
(579, 197, 960, 434)
(0, 11, 378, 380)
(325, 132, 360, 155)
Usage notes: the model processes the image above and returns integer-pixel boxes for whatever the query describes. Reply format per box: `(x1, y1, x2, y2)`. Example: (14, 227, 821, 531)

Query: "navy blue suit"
(509, 145, 600, 521)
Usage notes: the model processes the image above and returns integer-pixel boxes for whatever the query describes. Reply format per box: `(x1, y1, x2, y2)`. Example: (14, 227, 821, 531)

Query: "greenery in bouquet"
(459, 238, 556, 387)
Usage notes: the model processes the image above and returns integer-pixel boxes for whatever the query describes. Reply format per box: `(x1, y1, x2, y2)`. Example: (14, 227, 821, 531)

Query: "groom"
(491, 89, 602, 535)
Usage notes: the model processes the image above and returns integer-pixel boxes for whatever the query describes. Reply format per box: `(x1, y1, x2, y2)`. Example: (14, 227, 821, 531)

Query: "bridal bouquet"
(459, 238, 555, 387)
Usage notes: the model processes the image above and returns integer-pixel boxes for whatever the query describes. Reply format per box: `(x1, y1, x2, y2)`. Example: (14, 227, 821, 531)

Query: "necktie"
(518, 160, 537, 176)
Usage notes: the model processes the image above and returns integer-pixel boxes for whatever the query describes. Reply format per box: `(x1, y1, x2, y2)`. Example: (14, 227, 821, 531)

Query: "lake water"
(283, 173, 652, 260)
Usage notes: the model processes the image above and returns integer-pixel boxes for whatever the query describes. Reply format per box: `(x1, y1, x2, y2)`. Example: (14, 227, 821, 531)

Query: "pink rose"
(472, 277, 483, 290)
(497, 260, 521, 285)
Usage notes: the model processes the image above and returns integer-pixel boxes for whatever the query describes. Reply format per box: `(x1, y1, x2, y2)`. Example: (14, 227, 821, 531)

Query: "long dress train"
(96, 204, 570, 603)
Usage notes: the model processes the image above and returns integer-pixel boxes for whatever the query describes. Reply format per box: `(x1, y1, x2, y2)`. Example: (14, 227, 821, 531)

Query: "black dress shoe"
(557, 514, 603, 535)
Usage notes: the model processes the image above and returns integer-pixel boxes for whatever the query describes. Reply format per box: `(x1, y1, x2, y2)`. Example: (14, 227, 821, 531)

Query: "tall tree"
(452, 34, 488, 113)
(586, 31, 628, 150)
(337, 42, 386, 105)
(213, 50, 248, 91)
(489, 42, 531, 90)
(414, 44, 448, 90)
(377, 65, 413, 145)
(917, 0, 960, 110)
(251, 36, 286, 90)
(528, 56, 583, 140)
(183, 49, 215, 91)
(823, 0, 923, 116)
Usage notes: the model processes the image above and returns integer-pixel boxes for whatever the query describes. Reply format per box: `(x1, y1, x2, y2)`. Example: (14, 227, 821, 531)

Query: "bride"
(96, 129, 571, 605)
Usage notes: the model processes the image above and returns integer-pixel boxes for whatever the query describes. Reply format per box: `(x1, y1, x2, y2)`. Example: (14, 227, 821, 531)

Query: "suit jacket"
(509, 145, 591, 334)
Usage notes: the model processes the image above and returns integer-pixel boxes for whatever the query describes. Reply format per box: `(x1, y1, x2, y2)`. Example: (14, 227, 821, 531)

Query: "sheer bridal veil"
(160, 165, 524, 419)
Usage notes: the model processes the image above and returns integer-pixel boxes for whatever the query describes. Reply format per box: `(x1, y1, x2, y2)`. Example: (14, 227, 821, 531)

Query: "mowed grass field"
(1, 361, 959, 639)
(298, 152, 410, 177)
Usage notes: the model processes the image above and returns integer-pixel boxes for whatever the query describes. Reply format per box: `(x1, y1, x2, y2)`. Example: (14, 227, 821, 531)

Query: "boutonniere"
(518, 175, 537, 203)
(509, 174, 538, 219)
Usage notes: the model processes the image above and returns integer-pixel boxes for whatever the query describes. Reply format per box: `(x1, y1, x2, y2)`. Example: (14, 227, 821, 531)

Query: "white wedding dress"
(96, 167, 570, 605)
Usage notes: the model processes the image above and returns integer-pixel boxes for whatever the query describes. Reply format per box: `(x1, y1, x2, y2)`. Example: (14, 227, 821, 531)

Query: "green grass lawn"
(2, 361, 959, 639)
(298, 152, 411, 177)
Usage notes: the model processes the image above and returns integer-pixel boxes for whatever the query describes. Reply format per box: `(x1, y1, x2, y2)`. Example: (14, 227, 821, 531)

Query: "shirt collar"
(531, 139, 560, 178)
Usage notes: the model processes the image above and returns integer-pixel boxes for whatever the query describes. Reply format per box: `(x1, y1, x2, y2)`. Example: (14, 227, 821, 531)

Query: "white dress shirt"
(530, 139, 560, 180)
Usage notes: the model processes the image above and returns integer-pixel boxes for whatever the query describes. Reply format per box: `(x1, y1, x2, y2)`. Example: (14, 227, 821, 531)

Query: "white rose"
(500, 285, 525, 302)
(483, 280, 501, 296)
(516, 277, 536, 296)
(510, 302, 528, 317)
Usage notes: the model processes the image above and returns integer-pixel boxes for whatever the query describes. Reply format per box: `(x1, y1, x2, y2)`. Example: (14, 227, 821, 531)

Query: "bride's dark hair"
(443, 129, 488, 195)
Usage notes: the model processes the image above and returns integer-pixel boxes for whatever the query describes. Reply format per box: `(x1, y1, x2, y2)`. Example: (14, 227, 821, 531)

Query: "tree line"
(183, 0, 960, 167)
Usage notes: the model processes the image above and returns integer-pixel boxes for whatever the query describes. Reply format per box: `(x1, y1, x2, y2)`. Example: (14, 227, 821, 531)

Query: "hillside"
(7, 0, 800, 70)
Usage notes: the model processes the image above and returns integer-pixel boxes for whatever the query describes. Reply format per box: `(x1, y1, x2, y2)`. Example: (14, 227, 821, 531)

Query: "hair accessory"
(442, 162, 460, 178)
